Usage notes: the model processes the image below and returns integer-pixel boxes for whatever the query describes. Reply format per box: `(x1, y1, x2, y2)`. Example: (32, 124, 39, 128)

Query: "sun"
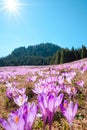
(0, 0, 30, 19)
(5, 0, 17, 12)
(0, 0, 22, 18)
(4, 0, 19, 16)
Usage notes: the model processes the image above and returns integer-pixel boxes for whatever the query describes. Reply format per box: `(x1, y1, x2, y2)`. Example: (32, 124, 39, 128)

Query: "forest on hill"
(0, 43, 87, 66)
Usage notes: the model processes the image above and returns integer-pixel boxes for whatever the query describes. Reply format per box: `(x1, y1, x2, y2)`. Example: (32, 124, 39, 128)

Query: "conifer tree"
(60, 49, 65, 63)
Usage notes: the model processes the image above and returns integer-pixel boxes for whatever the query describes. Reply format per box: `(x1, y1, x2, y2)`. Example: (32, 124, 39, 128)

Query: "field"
(0, 58, 87, 130)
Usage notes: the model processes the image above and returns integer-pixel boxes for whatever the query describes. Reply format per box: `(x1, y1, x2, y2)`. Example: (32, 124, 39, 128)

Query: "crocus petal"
(63, 101, 78, 125)
(38, 95, 47, 122)
(18, 117, 25, 130)
(13, 94, 28, 106)
(27, 103, 37, 128)
(73, 103, 78, 117)
(48, 94, 55, 112)
(60, 100, 68, 112)
(54, 93, 64, 112)
(0, 118, 11, 130)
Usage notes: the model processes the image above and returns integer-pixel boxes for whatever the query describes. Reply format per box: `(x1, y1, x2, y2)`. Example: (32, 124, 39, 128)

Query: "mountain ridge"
(0, 43, 62, 66)
(11, 43, 62, 57)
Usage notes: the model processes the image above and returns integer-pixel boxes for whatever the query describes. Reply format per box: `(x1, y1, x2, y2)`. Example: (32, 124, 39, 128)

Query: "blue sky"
(0, 0, 87, 57)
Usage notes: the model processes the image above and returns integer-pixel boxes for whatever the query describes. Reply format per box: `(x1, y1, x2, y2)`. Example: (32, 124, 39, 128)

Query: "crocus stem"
(43, 122, 46, 130)
(43, 120, 47, 130)
(49, 122, 52, 130)
(70, 124, 73, 130)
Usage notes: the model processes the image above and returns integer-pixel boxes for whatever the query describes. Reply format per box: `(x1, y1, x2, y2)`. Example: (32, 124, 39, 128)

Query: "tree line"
(50, 45, 87, 64)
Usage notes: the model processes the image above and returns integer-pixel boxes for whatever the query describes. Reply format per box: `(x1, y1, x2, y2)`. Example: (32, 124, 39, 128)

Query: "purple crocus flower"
(38, 93, 64, 130)
(47, 94, 64, 123)
(6, 87, 13, 99)
(58, 75, 64, 85)
(23, 102, 37, 130)
(33, 78, 62, 96)
(13, 94, 28, 106)
(0, 107, 25, 130)
(5, 82, 16, 99)
(63, 85, 77, 97)
(76, 80, 84, 88)
(61, 101, 78, 125)
(6, 82, 28, 106)
(6, 81, 27, 99)
(38, 94, 48, 125)
(0, 102, 37, 130)
(60, 100, 68, 112)
(26, 76, 37, 82)
(17, 88, 26, 95)
(6, 84, 18, 99)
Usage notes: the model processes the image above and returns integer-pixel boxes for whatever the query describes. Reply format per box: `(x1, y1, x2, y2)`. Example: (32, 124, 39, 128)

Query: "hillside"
(0, 43, 62, 66)
(11, 43, 61, 57)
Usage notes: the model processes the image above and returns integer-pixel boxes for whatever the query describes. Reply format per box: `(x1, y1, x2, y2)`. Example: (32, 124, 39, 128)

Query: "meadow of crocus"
(0, 59, 87, 130)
